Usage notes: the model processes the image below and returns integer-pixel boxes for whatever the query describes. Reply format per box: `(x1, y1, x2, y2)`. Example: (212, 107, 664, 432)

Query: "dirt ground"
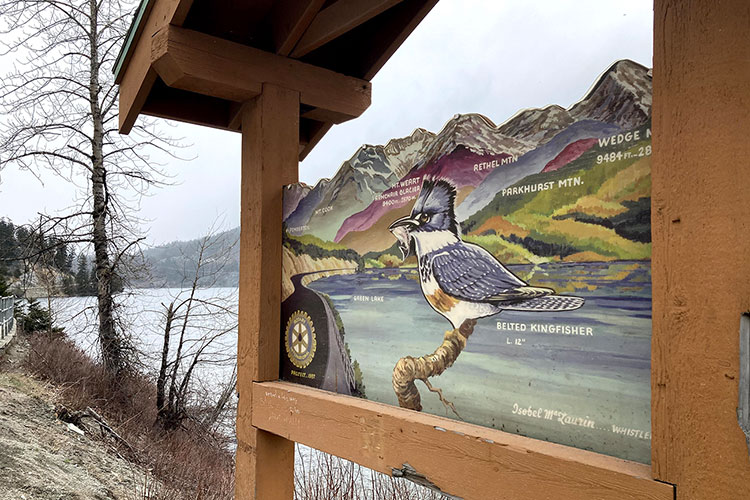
(0, 335, 147, 500)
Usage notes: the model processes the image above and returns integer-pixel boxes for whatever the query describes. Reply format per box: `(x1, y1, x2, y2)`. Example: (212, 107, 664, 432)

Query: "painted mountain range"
(283, 59, 652, 268)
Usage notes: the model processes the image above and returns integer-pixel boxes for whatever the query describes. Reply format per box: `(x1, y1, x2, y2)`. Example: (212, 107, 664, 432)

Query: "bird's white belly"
(419, 275, 500, 329)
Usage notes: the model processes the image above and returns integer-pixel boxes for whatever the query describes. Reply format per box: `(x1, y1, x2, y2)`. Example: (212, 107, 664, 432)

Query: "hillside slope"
(0, 339, 145, 499)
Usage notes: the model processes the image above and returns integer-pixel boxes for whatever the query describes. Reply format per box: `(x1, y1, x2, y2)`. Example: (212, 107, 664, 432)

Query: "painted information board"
(280, 59, 653, 463)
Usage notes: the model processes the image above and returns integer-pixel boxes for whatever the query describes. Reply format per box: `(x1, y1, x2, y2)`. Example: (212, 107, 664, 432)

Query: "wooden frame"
(254, 381, 671, 500)
(115, 0, 750, 498)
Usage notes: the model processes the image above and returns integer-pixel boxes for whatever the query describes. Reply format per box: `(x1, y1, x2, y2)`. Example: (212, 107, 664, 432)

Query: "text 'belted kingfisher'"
(389, 177, 584, 329)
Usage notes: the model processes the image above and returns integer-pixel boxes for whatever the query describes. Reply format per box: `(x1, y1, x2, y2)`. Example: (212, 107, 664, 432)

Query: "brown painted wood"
(651, 0, 750, 496)
(361, 0, 438, 80)
(299, 119, 332, 160)
(150, 25, 371, 122)
(291, 0, 403, 58)
(141, 82, 232, 131)
(271, 0, 327, 56)
(117, 0, 193, 134)
(253, 381, 673, 500)
(236, 84, 300, 500)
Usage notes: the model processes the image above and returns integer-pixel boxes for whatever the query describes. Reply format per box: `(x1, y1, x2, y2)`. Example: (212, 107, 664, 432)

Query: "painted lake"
(307, 260, 652, 463)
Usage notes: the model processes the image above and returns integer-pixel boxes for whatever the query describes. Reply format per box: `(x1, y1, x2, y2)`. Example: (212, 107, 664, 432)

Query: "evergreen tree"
(21, 298, 53, 333)
(65, 249, 75, 274)
(62, 275, 76, 296)
(75, 255, 90, 296)
(0, 219, 18, 262)
(53, 241, 69, 271)
(0, 275, 9, 296)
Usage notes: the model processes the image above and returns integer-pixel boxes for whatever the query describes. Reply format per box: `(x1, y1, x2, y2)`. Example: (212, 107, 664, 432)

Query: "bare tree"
(0, 0, 180, 373)
(155, 231, 238, 433)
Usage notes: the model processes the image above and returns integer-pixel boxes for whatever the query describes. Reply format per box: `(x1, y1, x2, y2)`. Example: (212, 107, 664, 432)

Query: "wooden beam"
(142, 83, 233, 131)
(227, 101, 245, 131)
(291, 0, 403, 58)
(151, 25, 371, 122)
(362, 0, 437, 80)
(299, 120, 332, 160)
(118, 0, 194, 134)
(253, 381, 674, 500)
(236, 84, 301, 500)
(271, 0, 327, 56)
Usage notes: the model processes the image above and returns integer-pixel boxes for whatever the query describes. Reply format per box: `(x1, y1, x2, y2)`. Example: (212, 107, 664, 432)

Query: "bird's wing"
(431, 243, 549, 302)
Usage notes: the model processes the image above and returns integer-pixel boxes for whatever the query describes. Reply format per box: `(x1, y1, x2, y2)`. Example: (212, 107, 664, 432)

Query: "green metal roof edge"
(113, 0, 153, 81)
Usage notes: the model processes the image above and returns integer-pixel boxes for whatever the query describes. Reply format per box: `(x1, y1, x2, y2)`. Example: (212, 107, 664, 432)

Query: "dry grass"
(25, 331, 454, 500)
(25, 332, 234, 500)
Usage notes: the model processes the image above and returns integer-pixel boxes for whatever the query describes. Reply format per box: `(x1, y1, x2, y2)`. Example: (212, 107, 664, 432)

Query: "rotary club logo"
(285, 310, 316, 369)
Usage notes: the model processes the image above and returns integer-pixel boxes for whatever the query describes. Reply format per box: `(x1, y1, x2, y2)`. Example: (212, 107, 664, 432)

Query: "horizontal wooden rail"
(253, 381, 673, 500)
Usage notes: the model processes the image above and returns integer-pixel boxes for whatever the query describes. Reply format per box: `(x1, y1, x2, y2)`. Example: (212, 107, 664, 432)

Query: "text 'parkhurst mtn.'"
(144, 59, 651, 291)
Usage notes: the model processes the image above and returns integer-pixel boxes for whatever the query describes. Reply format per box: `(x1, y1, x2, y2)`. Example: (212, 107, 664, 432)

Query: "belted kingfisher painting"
(389, 177, 584, 329)
(280, 60, 654, 461)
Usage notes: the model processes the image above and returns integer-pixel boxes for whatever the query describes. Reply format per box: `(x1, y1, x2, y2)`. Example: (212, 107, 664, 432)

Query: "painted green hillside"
(461, 122, 652, 264)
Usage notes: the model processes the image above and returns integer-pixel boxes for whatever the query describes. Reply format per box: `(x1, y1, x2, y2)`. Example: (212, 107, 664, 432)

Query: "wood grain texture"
(236, 85, 300, 500)
(652, 0, 750, 496)
(253, 381, 673, 500)
(150, 25, 371, 121)
(362, 0, 438, 80)
(141, 82, 232, 131)
(271, 0, 327, 56)
(117, 0, 193, 134)
(299, 119, 332, 160)
(290, 0, 403, 58)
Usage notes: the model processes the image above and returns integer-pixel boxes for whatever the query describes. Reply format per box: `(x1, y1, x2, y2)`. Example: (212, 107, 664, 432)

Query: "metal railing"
(1, 296, 14, 340)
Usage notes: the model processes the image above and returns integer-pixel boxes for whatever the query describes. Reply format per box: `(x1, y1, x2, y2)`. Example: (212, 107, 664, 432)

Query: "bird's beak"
(389, 216, 418, 260)
(389, 215, 419, 231)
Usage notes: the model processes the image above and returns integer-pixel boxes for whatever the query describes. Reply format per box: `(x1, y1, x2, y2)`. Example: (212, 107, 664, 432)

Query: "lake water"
(307, 261, 652, 463)
(50, 287, 239, 434)
(50, 261, 651, 464)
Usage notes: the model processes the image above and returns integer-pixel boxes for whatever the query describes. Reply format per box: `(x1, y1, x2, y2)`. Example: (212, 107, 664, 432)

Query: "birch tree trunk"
(0, 0, 180, 373)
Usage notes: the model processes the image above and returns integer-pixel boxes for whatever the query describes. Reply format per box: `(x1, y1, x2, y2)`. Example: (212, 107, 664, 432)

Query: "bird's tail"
(502, 295, 584, 312)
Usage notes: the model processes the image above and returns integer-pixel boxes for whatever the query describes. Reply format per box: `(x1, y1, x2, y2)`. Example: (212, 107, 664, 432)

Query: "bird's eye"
(419, 213, 430, 224)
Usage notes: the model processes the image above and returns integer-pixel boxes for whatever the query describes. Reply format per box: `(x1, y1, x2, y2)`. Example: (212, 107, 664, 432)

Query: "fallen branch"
(84, 406, 136, 456)
(392, 319, 476, 415)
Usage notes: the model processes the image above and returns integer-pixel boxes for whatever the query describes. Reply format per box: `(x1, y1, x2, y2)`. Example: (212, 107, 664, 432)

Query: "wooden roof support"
(118, 0, 194, 134)
(151, 25, 371, 123)
(253, 381, 674, 500)
(236, 84, 300, 500)
(291, 0, 403, 58)
(270, 0, 327, 56)
(300, 120, 333, 160)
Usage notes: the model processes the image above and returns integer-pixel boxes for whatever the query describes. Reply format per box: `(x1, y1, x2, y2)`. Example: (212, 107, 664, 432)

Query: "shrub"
(18, 298, 61, 334)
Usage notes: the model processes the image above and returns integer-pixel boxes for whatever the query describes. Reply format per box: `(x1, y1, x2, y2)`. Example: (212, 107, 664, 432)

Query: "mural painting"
(280, 59, 653, 463)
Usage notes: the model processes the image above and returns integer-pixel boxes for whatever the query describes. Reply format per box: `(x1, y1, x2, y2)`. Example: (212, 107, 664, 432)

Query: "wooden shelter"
(116, 1, 750, 499)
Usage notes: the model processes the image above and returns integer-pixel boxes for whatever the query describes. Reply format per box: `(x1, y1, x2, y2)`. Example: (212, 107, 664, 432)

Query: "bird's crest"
(412, 176, 457, 217)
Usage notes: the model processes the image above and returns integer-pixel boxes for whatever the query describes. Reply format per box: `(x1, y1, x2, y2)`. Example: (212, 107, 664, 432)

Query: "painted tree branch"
(392, 318, 476, 415)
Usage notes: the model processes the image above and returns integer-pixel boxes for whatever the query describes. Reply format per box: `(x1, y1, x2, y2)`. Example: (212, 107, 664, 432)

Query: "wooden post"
(652, 0, 750, 497)
(236, 83, 300, 500)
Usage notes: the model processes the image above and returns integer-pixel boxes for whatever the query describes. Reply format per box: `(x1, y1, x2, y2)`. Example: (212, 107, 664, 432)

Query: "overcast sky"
(0, 0, 653, 246)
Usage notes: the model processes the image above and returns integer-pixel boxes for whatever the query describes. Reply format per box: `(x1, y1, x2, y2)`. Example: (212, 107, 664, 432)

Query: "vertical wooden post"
(236, 83, 300, 500)
(652, 0, 750, 497)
